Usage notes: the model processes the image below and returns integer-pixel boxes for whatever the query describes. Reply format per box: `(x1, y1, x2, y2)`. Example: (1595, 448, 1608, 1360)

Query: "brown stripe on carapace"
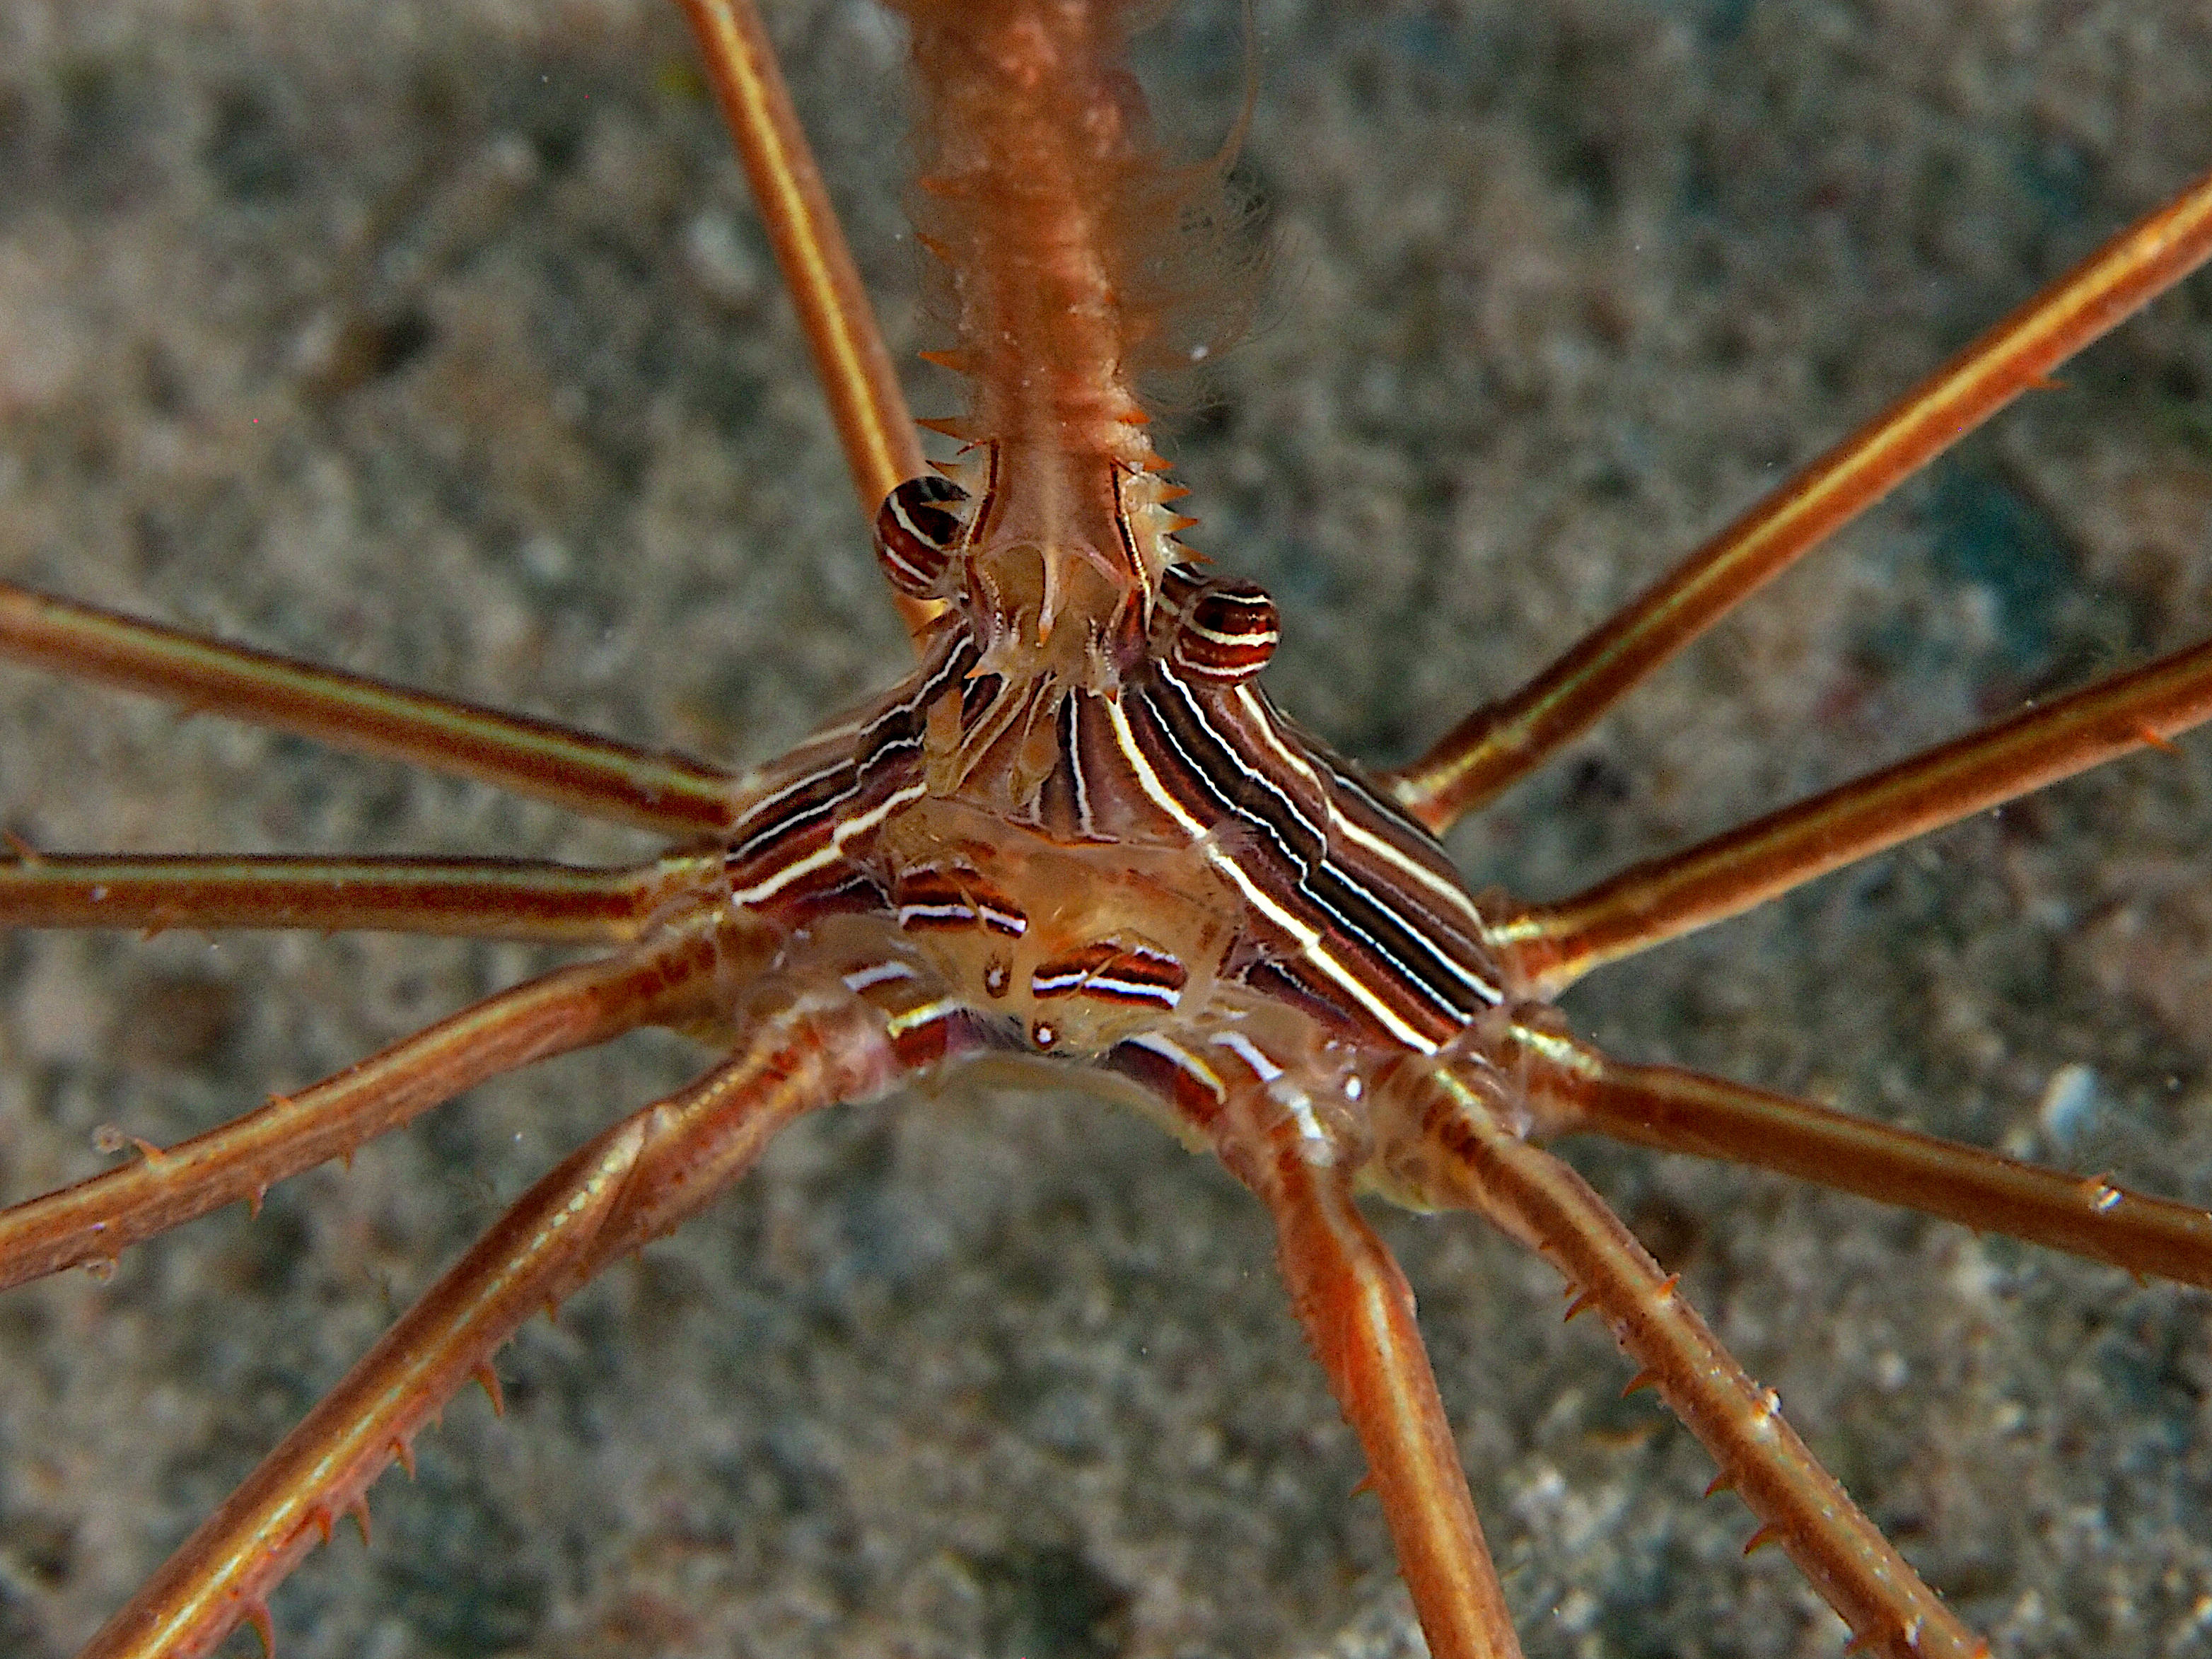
(1240, 953, 1371, 1036)
(892, 866, 1029, 937)
(1104, 1034, 1225, 1131)
(1030, 939, 1187, 1008)
(887, 1004, 997, 1069)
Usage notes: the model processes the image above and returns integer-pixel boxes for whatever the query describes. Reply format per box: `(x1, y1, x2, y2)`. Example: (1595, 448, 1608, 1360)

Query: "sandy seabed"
(4, 2, 2212, 1655)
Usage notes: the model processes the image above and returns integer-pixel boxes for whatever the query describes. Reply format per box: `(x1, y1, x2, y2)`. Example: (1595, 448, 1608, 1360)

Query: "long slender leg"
(1489, 636, 2212, 993)
(0, 584, 744, 837)
(1397, 1064, 1985, 1659)
(1221, 1104, 1523, 1659)
(0, 849, 725, 943)
(1383, 166, 2212, 833)
(1506, 1025, 2212, 1288)
(76, 986, 900, 1659)
(675, 0, 941, 644)
(0, 917, 757, 1289)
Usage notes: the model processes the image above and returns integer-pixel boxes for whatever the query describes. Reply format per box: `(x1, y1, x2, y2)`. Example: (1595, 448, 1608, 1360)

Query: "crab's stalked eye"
(873, 475, 971, 598)
(1169, 578, 1280, 685)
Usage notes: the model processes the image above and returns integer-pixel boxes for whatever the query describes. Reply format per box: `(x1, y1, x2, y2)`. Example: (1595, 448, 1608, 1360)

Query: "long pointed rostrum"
(1385, 165, 2212, 832)
(78, 989, 899, 1659)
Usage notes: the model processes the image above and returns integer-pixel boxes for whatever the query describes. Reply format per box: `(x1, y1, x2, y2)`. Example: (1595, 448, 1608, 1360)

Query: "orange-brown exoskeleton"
(5, 3, 2212, 1657)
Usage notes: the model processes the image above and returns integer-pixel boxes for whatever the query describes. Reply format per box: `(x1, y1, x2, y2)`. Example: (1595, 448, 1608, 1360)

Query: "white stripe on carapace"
(974, 899, 1028, 936)
(1031, 960, 1183, 1008)
(1326, 803, 1492, 936)
(1230, 684, 1462, 916)
(1066, 695, 1098, 837)
(1210, 1028, 1284, 1083)
(726, 755, 856, 863)
(732, 780, 928, 906)
(885, 996, 965, 1040)
(897, 901, 979, 926)
(1100, 690, 1211, 838)
(1279, 718, 1494, 935)
(726, 636, 978, 904)
(1101, 694, 1441, 1054)
(1139, 672, 1467, 1045)
(842, 959, 920, 995)
(1205, 678, 1505, 1009)
(1126, 1030, 1226, 1097)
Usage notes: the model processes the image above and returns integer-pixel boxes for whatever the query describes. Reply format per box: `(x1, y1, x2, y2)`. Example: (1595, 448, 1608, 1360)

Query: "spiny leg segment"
(0, 915, 757, 1291)
(0, 7, 938, 1655)
(1110, 74, 2212, 1659)
(1508, 1028, 2212, 1291)
(74, 989, 900, 1659)
(1213, 1064, 1522, 1659)
(1401, 1063, 1987, 1659)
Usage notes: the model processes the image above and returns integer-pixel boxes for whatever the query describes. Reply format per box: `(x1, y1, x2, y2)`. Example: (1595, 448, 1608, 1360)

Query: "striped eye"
(873, 475, 970, 598)
(1169, 578, 1279, 685)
